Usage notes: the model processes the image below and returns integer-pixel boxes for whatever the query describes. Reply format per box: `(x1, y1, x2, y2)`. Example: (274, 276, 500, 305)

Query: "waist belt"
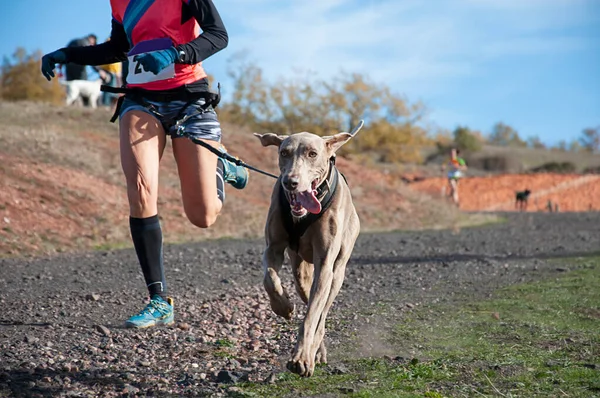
(101, 84, 221, 123)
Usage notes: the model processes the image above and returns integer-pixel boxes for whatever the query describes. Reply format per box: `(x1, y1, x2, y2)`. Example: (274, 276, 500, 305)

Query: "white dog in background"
(61, 79, 102, 108)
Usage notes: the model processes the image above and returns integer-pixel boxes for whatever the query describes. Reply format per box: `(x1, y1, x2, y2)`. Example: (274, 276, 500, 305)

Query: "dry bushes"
(1, 48, 64, 105)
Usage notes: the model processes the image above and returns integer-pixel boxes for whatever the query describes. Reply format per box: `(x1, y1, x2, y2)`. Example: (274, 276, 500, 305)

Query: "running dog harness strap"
(280, 159, 342, 252)
(122, 0, 157, 46)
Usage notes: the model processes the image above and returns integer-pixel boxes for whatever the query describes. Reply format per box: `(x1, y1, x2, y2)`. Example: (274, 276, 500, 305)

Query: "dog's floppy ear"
(323, 132, 353, 155)
(253, 133, 288, 147)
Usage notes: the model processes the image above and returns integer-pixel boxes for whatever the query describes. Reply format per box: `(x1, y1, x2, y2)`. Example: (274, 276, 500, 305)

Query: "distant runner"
(441, 148, 467, 207)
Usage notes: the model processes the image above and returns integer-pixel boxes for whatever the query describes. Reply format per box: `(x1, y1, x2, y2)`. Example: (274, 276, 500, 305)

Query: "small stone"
(264, 372, 277, 384)
(86, 293, 101, 302)
(24, 335, 39, 344)
(95, 325, 111, 337)
(216, 370, 238, 384)
(191, 363, 199, 369)
(249, 340, 261, 351)
(199, 373, 207, 380)
(123, 384, 139, 394)
(205, 330, 216, 337)
(331, 364, 349, 375)
(177, 322, 190, 331)
(491, 312, 500, 320)
(138, 361, 151, 367)
(405, 303, 414, 309)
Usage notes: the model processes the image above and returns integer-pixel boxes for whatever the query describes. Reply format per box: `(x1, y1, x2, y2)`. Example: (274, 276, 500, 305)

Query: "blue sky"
(1, 0, 599, 146)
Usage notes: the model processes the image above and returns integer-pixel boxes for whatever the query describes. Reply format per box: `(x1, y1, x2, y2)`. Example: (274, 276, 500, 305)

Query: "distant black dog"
(515, 189, 532, 211)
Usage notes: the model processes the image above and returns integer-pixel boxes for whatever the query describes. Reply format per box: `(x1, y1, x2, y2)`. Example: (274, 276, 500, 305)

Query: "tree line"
(2, 48, 599, 160)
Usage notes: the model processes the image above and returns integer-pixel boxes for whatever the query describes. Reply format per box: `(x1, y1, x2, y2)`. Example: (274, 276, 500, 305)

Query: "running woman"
(41, 0, 249, 328)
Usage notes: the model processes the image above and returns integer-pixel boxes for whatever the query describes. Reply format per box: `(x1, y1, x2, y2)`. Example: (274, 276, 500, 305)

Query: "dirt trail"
(1, 212, 599, 397)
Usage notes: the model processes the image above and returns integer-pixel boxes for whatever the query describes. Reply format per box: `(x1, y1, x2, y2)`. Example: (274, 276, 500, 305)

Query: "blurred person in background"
(441, 148, 467, 207)
(98, 38, 123, 107)
(63, 34, 97, 82)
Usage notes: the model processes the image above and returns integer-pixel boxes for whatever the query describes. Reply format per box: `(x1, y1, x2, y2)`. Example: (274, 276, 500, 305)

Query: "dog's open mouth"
(288, 179, 322, 217)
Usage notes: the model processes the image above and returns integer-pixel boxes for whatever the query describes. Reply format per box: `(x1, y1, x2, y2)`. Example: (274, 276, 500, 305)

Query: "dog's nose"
(283, 175, 299, 190)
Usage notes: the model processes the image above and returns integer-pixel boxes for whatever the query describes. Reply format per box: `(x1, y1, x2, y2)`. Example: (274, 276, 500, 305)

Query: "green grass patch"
(235, 258, 600, 397)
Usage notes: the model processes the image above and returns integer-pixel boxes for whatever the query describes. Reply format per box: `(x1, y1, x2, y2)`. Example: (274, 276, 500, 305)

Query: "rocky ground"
(1, 212, 599, 397)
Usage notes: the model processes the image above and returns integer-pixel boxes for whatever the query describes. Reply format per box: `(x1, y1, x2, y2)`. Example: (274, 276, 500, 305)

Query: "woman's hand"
(41, 50, 67, 81)
(133, 48, 178, 75)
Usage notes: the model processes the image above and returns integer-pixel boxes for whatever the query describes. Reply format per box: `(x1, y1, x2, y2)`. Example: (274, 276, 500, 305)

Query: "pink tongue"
(297, 190, 321, 214)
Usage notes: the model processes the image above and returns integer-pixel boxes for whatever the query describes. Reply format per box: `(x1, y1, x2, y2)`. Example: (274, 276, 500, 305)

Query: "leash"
(186, 136, 279, 179)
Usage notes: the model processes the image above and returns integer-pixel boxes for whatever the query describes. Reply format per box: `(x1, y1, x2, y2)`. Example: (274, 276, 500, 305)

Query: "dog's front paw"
(269, 296, 295, 320)
(287, 353, 315, 377)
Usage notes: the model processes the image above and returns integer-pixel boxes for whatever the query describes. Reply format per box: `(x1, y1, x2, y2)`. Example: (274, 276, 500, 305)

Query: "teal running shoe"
(219, 145, 249, 189)
(124, 295, 174, 329)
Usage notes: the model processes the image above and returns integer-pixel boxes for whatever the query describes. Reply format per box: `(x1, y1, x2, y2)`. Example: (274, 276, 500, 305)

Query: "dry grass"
(0, 101, 492, 257)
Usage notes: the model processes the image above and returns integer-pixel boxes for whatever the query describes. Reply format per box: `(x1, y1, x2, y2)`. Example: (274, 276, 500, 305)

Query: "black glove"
(41, 50, 67, 81)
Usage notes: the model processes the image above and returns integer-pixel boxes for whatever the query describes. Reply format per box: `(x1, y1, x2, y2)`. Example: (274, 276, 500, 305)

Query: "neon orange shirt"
(110, 0, 207, 90)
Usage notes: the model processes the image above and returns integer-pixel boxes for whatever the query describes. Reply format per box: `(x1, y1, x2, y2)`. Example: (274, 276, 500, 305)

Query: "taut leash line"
(188, 137, 279, 179)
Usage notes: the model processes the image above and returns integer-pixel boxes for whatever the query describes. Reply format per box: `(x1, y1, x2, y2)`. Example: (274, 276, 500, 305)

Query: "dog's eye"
(280, 149, 290, 157)
(308, 151, 318, 158)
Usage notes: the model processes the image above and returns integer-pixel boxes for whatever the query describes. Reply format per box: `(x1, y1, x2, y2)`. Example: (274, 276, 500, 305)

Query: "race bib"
(127, 38, 175, 85)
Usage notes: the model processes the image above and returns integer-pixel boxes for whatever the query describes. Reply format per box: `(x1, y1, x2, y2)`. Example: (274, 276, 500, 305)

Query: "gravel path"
(1, 212, 599, 397)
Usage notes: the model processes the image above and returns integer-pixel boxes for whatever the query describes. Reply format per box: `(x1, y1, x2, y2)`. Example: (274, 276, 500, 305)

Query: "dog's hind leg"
(263, 242, 295, 319)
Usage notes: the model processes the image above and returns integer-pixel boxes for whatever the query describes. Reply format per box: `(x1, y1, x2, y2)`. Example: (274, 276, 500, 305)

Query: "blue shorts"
(119, 97, 222, 142)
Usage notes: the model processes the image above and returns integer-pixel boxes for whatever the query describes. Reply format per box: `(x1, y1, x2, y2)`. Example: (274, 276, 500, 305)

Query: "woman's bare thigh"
(119, 110, 166, 218)
(172, 137, 222, 228)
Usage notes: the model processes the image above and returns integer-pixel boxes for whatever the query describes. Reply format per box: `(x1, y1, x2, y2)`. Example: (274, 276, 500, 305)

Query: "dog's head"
(254, 131, 353, 217)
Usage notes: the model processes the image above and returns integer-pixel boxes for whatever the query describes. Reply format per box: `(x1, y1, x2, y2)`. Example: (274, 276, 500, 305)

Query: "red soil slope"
(408, 174, 600, 212)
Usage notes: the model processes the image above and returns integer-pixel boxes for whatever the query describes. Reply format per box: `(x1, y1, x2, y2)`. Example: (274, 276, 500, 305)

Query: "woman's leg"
(120, 109, 166, 218)
(120, 108, 173, 328)
(449, 179, 459, 206)
(172, 137, 222, 228)
(171, 103, 248, 228)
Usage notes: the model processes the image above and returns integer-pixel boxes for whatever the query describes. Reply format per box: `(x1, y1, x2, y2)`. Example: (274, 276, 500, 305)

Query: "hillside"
(0, 102, 482, 257)
(409, 174, 600, 212)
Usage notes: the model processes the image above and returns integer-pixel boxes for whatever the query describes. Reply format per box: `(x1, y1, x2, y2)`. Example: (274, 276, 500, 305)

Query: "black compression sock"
(129, 215, 167, 299)
(216, 159, 225, 203)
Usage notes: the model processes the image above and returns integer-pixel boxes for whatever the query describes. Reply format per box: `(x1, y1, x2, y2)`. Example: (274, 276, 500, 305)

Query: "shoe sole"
(124, 316, 174, 329)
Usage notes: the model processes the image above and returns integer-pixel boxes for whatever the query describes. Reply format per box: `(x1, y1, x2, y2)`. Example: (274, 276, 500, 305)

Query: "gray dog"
(254, 122, 362, 377)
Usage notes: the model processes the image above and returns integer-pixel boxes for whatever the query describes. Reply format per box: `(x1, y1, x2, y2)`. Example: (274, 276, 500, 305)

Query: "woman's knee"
(184, 203, 220, 229)
(127, 180, 158, 216)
